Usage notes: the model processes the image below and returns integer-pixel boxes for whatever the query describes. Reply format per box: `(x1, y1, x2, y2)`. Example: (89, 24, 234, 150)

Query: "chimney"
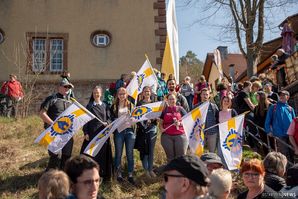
(217, 46, 228, 60)
(229, 64, 235, 81)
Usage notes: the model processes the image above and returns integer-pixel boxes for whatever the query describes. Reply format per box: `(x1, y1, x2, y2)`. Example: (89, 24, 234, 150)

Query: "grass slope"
(0, 116, 166, 199)
(0, 116, 257, 199)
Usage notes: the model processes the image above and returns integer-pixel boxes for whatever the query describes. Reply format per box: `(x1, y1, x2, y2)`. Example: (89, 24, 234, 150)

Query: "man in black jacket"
(39, 79, 74, 171)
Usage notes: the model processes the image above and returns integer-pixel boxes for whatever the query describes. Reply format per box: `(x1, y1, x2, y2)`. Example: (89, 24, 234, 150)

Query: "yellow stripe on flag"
(144, 67, 153, 77)
(152, 105, 164, 112)
(132, 90, 138, 101)
(38, 132, 54, 146)
(161, 36, 174, 79)
(195, 145, 204, 157)
(88, 143, 96, 155)
(195, 128, 205, 157)
(72, 108, 87, 117)
(227, 118, 236, 131)
(191, 108, 202, 121)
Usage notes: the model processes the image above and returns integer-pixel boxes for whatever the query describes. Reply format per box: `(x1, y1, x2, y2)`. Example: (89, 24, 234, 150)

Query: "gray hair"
(209, 168, 232, 199)
(263, 152, 287, 176)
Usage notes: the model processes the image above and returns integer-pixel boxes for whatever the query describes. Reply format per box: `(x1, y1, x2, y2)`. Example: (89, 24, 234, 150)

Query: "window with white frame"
(50, 39, 63, 71)
(27, 33, 68, 73)
(32, 39, 46, 71)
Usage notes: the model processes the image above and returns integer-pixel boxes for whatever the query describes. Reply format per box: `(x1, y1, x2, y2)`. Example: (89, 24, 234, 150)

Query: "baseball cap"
(278, 90, 289, 96)
(163, 155, 210, 186)
(200, 153, 223, 165)
(60, 79, 74, 88)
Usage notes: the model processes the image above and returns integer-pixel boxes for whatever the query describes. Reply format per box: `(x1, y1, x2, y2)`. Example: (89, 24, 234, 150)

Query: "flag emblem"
(222, 129, 242, 151)
(137, 74, 145, 91)
(190, 119, 203, 143)
(50, 115, 74, 136)
(131, 106, 152, 120)
(95, 126, 112, 141)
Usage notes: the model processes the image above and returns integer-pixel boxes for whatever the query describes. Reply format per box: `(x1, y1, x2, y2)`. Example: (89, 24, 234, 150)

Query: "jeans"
(141, 126, 157, 172)
(185, 95, 194, 110)
(4, 96, 18, 117)
(114, 128, 135, 173)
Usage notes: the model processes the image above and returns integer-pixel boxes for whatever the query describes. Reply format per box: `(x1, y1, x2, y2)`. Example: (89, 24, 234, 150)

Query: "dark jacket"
(264, 172, 286, 192)
(237, 184, 277, 199)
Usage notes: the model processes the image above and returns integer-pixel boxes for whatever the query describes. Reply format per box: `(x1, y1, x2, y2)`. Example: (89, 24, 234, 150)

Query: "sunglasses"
(64, 86, 72, 89)
(163, 173, 185, 182)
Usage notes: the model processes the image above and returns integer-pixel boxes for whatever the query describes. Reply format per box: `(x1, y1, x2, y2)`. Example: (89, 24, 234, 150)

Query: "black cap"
(163, 155, 210, 186)
(200, 153, 223, 165)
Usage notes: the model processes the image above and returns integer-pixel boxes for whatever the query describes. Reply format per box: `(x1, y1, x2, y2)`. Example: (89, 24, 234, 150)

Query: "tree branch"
(255, 0, 265, 50)
(239, 0, 247, 28)
(229, 0, 247, 57)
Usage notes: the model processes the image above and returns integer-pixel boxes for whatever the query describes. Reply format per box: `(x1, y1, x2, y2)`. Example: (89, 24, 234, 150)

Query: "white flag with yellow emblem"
(219, 114, 244, 170)
(131, 101, 164, 122)
(117, 101, 164, 133)
(181, 102, 209, 156)
(126, 59, 158, 102)
(84, 115, 128, 157)
(34, 100, 96, 154)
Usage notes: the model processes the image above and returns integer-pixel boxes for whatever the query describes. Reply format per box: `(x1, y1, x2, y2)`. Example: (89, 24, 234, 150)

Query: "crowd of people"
(34, 61, 298, 198)
(38, 153, 298, 199)
(1, 48, 296, 198)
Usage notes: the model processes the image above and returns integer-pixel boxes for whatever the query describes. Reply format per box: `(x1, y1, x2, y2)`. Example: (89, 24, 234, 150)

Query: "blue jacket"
(265, 102, 296, 137)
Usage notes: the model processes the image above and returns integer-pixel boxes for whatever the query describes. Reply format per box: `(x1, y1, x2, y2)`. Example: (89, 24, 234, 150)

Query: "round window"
(0, 29, 4, 44)
(91, 31, 111, 48)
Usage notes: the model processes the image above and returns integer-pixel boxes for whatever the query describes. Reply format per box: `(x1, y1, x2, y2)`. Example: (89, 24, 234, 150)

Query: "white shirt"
(93, 101, 103, 106)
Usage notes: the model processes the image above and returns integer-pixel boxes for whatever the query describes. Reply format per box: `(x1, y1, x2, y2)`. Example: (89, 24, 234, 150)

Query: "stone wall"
(23, 79, 114, 116)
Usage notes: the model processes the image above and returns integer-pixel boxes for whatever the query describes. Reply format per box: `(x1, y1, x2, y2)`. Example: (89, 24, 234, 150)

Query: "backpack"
(272, 103, 293, 121)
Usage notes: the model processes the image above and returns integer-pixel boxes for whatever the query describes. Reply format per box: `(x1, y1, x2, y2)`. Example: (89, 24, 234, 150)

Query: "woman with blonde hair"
(38, 169, 70, 199)
(111, 87, 136, 185)
(263, 152, 287, 191)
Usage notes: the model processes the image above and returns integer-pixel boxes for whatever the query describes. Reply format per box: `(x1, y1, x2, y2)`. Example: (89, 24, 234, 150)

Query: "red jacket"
(1, 80, 24, 98)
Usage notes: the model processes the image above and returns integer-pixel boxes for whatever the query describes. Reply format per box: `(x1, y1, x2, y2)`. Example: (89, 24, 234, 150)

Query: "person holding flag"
(80, 85, 113, 183)
(111, 87, 136, 185)
(135, 86, 158, 178)
(39, 79, 74, 171)
(125, 58, 158, 104)
(196, 88, 219, 153)
(160, 93, 188, 163)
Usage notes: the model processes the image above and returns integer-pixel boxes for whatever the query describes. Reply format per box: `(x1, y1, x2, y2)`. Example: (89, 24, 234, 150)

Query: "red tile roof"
(202, 53, 247, 81)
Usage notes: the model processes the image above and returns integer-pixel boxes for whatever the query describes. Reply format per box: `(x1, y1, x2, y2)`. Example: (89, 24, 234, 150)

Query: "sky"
(175, 0, 298, 61)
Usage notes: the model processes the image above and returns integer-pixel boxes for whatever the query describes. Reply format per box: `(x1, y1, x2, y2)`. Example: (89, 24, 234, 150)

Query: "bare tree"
(182, 0, 295, 78)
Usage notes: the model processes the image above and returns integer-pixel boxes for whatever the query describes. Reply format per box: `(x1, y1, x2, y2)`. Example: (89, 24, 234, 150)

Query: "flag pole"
(70, 98, 107, 125)
(145, 53, 149, 60)
(203, 111, 250, 132)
